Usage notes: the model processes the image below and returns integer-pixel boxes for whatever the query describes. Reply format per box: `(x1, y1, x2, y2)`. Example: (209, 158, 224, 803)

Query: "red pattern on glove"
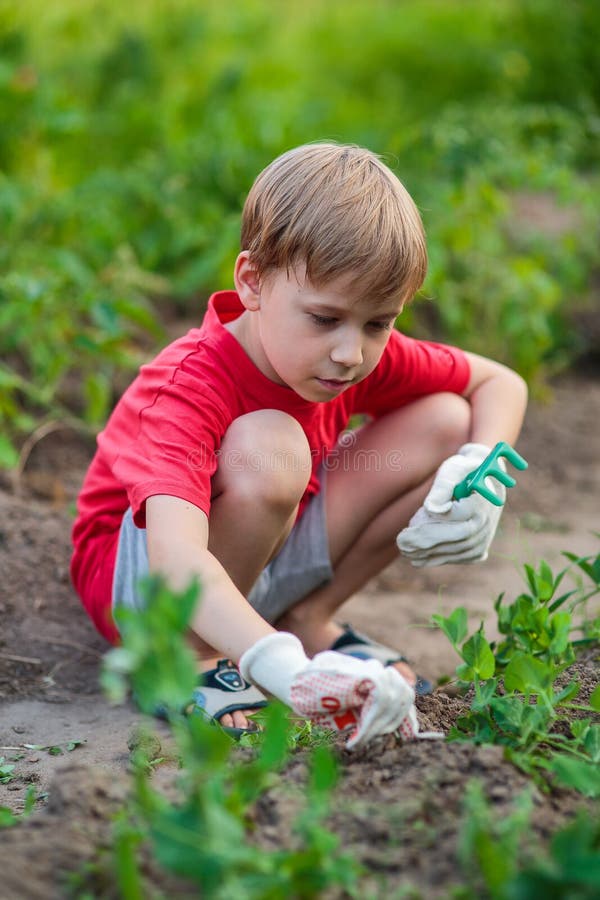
(291, 670, 417, 743)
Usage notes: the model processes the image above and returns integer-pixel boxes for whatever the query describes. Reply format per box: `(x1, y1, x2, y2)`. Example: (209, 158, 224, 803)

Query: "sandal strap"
(189, 659, 268, 719)
(331, 623, 408, 665)
(331, 624, 433, 696)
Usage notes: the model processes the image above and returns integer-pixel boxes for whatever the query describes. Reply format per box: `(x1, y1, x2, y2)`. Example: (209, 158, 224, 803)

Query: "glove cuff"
(239, 632, 309, 706)
(457, 442, 492, 463)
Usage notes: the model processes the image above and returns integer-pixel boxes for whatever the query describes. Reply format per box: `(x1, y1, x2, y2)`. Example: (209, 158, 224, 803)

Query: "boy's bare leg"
(276, 393, 472, 683)
(189, 395, 469, 725)
(192, 409, 312, 729)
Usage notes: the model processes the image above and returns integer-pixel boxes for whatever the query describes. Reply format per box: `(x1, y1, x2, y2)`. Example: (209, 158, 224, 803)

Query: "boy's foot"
(194, 657, 267, 735)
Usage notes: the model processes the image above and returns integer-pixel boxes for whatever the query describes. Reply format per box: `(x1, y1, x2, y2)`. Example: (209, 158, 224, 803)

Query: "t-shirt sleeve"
(354, 330, 471, 416)
(107, 371, 231, 528)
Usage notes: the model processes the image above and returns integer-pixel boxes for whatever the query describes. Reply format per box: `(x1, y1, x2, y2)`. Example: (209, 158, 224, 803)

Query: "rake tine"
(473, 482, 505, 507)
(485, 467, 517, 489)
(453, 441, 528, 506)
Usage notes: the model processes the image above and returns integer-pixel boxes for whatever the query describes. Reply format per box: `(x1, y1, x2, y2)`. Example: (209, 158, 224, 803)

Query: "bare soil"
(0, 373, 599, 898)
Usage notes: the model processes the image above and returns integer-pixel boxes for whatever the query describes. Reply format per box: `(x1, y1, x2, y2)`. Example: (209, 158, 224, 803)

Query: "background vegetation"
(1, 0, 599, 465)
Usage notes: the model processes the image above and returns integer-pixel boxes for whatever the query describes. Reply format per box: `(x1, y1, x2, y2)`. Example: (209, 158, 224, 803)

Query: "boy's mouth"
(316, 377, 353, 393)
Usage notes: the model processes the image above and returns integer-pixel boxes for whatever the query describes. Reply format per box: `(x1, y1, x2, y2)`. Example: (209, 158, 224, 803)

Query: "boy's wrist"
(239, 632, 310, 705)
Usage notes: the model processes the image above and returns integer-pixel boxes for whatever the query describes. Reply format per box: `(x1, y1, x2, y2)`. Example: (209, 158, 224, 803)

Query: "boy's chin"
(290, 386, 332, 403)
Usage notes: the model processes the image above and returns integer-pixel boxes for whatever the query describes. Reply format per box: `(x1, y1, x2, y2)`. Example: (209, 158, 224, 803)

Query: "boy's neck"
(224, 310, 286, 387)
(223, 309, 246, 341)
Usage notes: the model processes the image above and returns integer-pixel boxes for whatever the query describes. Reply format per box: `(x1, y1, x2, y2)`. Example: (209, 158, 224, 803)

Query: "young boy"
(71, 143, 527, 748)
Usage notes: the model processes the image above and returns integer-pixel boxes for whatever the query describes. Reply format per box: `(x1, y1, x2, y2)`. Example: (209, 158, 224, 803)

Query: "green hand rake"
(453, 441, 528, 508)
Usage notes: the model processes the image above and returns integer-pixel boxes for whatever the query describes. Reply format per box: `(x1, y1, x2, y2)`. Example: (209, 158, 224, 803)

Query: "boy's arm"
(146, 494, 418, 747)
(146, 494, 275, 661)
(461, 351, 528, 447)
(397, 353, 528, 567)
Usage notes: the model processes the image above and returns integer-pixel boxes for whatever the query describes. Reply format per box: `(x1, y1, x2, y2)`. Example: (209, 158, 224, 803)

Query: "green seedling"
(0, 758, 16, 784)
(433, 546, 600, 792)
(21, 740, 85, 756)
(97, 576, 361, 899)
(0, 786, 39, 829)
(453, 441, 528, 507)
(457, 782, 600, 899)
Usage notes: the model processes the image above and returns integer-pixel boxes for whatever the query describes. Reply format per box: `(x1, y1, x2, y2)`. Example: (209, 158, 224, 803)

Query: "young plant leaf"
(432, 607, 468, 648)
(589, 684, 600, 712)
(310, 745, 338, 797)
(255, 702, 290, 773)
(539, 560, 556, 597)
(548, 611, 572, 656)
(504, 653, 552, 694)
(553, 680, 580, 706)
(0, 759, 16, 784)
(548, 589, 577, 613)
(548, 756, 600, 797)
(490, 696, 524, 733)
(461, 631, 495, 680)
(583, 724, 600, 763)
(570, 719, 591, 741)
(0, 806, 18, 828)
(563, 551, 600, 585)
(471, 678, 497, 712)
(524, 563, 537, 596)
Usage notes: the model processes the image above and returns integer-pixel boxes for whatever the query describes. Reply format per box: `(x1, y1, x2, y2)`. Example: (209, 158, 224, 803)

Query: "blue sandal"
(153, 658, 268, 739)
(187, 658, 268, 738)
(330, 624, 434, 696)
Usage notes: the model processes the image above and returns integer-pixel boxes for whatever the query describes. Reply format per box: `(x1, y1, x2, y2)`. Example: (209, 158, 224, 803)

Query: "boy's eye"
(309, 313, 394, 331)
(310, 314, 337, 327)
(368, 320, 394, 332)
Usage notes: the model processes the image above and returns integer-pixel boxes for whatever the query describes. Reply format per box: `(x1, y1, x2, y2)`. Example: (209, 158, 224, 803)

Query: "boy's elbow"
(503, 368, 528, 439)
(492, 359, 528, 408)
(511, 369, 529, 410)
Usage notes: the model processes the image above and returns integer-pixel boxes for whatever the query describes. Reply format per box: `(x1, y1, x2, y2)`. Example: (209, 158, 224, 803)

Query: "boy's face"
(235, 261, 403, 402)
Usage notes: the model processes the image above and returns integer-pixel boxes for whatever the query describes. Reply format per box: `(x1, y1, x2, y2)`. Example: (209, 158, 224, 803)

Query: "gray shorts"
(112, 484, 333, 629)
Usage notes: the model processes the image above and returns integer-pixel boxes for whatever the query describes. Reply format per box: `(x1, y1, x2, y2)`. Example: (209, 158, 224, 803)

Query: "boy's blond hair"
(241, 142, 427, 305)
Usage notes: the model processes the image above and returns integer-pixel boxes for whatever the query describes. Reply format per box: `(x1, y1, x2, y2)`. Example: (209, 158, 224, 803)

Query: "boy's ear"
(234, 252, 261, 310)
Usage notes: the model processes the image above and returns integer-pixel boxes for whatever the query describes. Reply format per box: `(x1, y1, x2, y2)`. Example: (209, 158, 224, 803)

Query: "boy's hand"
(396, 443, 505, 567)
(289, 651, 418, 748)
(239, 633, 417, 749)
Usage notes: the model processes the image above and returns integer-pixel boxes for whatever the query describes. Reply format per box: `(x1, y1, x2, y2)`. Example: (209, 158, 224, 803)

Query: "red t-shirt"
(71, 290, 470, 642)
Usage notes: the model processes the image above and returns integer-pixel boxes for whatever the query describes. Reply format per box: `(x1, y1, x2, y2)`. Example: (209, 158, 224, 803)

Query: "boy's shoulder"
(122, 289, 298, 423)
(146, 291, 247, 384)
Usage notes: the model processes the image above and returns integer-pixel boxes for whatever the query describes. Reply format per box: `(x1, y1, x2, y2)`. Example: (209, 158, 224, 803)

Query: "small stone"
(12, 726, 27, 734)
(489, 783, 510, 801)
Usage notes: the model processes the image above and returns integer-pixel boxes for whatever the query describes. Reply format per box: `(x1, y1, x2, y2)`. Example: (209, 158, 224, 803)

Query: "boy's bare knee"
(217, 410, 312, 508)
(426, 392, 471, 455)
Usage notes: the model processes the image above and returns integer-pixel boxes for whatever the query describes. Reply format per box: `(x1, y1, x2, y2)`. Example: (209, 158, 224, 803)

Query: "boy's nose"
(330, 331, 363, 368)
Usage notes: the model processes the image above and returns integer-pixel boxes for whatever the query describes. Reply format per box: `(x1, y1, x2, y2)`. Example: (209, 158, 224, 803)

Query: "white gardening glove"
(239, 632, 418, 749)
(396, 443, 505, 567)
